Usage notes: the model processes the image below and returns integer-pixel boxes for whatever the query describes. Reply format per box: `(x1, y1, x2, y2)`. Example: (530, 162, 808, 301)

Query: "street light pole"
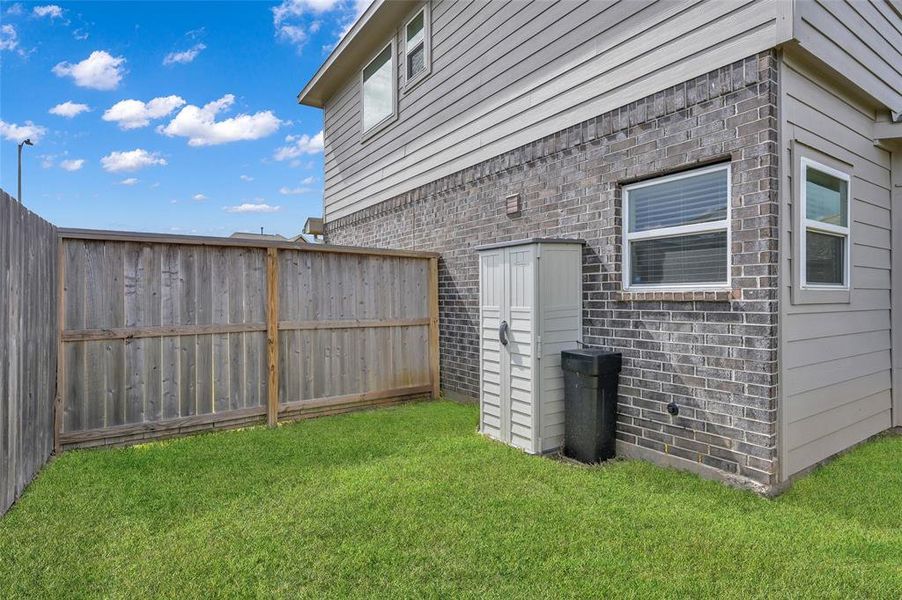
(17, 138, 33, 203)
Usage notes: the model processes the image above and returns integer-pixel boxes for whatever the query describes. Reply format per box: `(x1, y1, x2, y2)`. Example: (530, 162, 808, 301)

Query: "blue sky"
(0, 1, 366, 236)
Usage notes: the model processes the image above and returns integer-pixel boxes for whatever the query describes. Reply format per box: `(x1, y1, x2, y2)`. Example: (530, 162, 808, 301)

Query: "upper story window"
(404, 5, 431, 87)
(361, 41, 396, 133)
(622, 164, 731, 291)
(800, 157, 850, 288)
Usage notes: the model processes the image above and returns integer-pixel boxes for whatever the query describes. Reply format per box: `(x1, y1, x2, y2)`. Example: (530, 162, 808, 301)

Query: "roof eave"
(298, 0, 415, 108)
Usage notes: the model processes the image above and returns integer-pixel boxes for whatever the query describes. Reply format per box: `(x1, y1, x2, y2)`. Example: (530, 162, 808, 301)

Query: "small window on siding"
(404, 5, 430, 87)
(801, 158, 850, 288)
(622, 164, 731, 290)
(361, 42, 395, 133)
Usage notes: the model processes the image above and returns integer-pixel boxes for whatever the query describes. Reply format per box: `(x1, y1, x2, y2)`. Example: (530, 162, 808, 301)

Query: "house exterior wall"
(322, 0, 788, 222)
(778, 50, 895, 480)
(792, 0, 902, 113)
(327, 53, 782, 489)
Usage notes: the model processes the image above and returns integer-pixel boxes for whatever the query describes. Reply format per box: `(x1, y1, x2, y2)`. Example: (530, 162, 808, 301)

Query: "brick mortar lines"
(327, 52, 780, 485)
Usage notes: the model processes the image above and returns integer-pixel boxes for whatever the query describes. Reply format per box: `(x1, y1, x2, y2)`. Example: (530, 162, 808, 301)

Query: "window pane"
(805, 166, 848, 226)
(407, 44, 425, 78)
(630, 232, 727, 286)
(362, 45, 393, 131)
(806, 230, 844, 285)
(628, 169, 728, 232)
(406, 12, 424, 47)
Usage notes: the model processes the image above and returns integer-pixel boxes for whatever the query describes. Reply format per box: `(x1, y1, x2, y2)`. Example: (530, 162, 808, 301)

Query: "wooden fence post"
(428, 257, 440, 399)
(266, 247, 280, 427)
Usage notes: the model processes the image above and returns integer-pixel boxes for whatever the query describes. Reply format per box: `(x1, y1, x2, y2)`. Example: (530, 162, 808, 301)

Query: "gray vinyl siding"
(778, 51, 894, 479)
(793, 0, 902, 112)
(322, 0, 786, 221)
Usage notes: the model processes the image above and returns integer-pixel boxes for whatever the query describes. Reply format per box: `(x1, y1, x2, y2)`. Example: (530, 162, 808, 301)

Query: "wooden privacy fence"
(57, 229, 439, 449)
(1, 191, 58, 516)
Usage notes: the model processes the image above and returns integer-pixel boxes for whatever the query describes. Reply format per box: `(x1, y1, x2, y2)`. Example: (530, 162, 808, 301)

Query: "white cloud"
(193, 193, 208, 201)
(72, 28, 88, 40)
(273, 130, 323, 161)
(279, 176, 318, 195)
(276, 24, 307, 44)
(0, 119, 47, 142)
(224, 202, 281, 213)
(240, 174, 254, 182)
(6, 4, 24, 16)
(49, 101, 91, 118)
(279, 186, 314, 195)
(119, 177, 139, 185)
(272, 0, 365, 48)
(1, 24, 19, 52)
(163, 43, 206, 65)
(272, 0, 339, 26)
(33, 5, 63, 18)
(159, 94, 282, 146)
(100, 149, 166, 173)
(102, 96, 185, 130)
(59, 158, 84, 171)
(53, 50, 126, 90)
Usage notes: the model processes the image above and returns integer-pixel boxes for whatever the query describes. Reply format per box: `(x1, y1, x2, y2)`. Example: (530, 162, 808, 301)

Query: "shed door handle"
(499, 320, 509, 346)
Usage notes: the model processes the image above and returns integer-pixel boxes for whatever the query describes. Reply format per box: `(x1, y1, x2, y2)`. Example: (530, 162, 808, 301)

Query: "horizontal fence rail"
(57, 231, 440, 449)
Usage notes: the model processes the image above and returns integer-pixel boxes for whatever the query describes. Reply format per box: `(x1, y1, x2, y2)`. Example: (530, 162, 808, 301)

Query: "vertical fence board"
(300, 251, 315, 400)
(124, 243, 146, 425)
(212, 248, 230, 414)
(0, 191, 58, 517)
(178, 246, 198, 417)
(228, 249, 246, 411)
(245, 249, 265, 408)
(63, 241, 85, 432)
(144, 244, 163, 422)
(161, 244, 180, 419)
(196, 249, 213, 415)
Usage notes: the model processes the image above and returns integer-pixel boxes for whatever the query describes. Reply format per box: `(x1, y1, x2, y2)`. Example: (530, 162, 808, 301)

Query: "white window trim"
(799, 156, 851, 290)
(622, 163, 732, 292)
(403, 3, 431, 92)
(360, 39, 397, 142)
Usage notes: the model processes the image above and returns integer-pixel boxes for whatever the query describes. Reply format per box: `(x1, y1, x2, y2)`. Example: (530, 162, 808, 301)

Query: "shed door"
(479, 249, 506, 441)
(506, 246, 536, 451)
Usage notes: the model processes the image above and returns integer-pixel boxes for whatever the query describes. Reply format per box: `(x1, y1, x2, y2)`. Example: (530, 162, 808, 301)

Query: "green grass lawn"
(1, 401, 900, 598)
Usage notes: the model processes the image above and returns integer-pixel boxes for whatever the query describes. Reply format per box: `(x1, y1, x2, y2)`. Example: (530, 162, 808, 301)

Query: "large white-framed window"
(799, 157, 850, 290)
(360, 39, 397, 137)
(622, 163, 731, 291)
(403, 4, 430, 89)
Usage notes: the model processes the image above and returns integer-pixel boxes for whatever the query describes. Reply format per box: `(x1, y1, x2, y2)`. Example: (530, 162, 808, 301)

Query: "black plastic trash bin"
(561, 349, 622, 463)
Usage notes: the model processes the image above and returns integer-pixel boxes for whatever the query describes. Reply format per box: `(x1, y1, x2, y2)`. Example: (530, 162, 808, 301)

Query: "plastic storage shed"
(476, 238, 584, 454)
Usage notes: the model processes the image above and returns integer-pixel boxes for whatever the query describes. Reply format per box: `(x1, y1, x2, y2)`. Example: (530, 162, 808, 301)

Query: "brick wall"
(327, 52, 780, 487)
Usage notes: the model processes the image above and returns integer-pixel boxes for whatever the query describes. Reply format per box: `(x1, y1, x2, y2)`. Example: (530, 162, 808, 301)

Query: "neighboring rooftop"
(229, 232, 314, 244)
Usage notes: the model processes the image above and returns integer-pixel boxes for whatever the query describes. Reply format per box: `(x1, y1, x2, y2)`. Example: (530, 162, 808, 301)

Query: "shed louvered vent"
(506, 193, 521, 216)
